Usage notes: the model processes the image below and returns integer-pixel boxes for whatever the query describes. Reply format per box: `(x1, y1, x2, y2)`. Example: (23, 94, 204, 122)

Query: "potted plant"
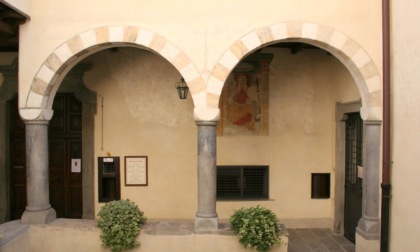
(229, 205, 280, 251)
(97, 199, 147, 252)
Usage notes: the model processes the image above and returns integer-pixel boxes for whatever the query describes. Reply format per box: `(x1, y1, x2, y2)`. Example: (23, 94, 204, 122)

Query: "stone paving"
(288, 228, 355, 252)
(0, 220, 356, 252)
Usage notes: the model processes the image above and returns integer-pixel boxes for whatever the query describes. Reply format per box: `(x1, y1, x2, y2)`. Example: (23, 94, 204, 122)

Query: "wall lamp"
(175, 78, 189, 99)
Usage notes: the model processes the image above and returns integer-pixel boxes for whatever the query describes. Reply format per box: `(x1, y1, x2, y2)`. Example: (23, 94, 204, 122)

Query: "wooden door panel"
(9, 93, 83, 220)
(50, 186, 65, 217)
(10, 138, 26, 220)
(49, 140, 66, 170)
(68, 187, 83, 218)
(11, 186, 26, 220)
(50, 94, 66, 133)
(67, 139, 82, 218)
(49, 139, 67, 218)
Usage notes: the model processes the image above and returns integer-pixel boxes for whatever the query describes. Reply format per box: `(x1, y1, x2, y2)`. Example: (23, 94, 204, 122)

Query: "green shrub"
(229, 205, 280, 251)
(97, 199, 146, 252)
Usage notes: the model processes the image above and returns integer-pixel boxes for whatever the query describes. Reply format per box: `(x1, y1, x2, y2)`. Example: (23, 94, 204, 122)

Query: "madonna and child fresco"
(218, 53, 272, 136)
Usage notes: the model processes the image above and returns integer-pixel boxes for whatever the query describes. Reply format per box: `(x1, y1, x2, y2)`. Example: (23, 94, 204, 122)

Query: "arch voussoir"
(22, 25, 205, 120)
(208, 21, 383, 121)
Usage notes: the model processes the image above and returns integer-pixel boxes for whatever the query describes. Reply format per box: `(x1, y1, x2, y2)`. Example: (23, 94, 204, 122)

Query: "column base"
(82, 213, 95, 219)
(21, 208, 56, 225)
(195, 216, 218, 232)
(356, 231, 379, 252)
(356, 217, 380, 240)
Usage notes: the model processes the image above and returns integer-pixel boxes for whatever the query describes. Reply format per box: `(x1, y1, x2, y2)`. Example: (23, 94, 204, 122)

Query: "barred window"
(217, 166, 269, 200)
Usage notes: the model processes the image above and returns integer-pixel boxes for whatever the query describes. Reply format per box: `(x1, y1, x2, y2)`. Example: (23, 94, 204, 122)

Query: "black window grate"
(103, 162, 116, 175)
(217, 166, 269, 200)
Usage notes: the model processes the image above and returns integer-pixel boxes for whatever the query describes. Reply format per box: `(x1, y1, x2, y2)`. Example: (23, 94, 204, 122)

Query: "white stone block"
(180, 64, 200, 82)
(241, 31, 261, 51)
(352, 48, 371, 68)
(207, 75, 224, 96)
(37, 65, 55, 84)
(365, 76, 381, 93)
(270, 23, 288, 40)
(192, 92, 207, 109)
(79, 29, 97, 49)
(329, 30, 348, 50)
(55, 43, 74, 63)
(160, 42, 180, 61)
(302, 22, 318, 39)
(136, 28, 154, 47)
(26, 92, 45, 108)
(219, 50, 239, 70)
(109, 26, 124, 42)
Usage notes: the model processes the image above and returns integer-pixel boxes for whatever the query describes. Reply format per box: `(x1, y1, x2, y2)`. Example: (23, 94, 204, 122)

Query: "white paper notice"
(71, 159, 81, 173)
(357, 166, 364, 179)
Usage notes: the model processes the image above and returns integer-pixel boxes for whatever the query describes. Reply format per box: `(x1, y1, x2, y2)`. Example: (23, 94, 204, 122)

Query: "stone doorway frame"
(334, 100, 362, 234)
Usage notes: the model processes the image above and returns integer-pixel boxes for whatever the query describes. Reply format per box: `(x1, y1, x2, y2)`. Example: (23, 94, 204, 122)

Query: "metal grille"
(344, 112, 363, 243)
(103, 162, 116, 175)
(345, 113, 363, 185)
(217, 166, 268, 200)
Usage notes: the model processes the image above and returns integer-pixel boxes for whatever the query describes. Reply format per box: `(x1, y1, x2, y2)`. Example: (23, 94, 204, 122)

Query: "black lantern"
(175, 78, 189, 99)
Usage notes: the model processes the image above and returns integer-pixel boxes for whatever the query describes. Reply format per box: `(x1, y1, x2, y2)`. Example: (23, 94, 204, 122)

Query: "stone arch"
(207, 21, 382, 121)
(20, 25, 207, 120)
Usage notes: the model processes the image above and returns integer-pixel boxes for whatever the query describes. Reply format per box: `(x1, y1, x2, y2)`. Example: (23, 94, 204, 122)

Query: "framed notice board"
(125, 156, 148, 186)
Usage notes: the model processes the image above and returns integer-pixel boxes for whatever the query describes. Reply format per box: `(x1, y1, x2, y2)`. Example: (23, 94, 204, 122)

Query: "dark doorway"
(344, 112, 363, 243)
(9, 93, 83, 219)
(9, 95, 26, 220)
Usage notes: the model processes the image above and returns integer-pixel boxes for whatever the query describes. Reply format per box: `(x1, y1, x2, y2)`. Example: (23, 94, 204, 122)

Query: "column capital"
(360, 106, 382, 121)
(20, 108, 54, 121)
(194, 107, 220, 122)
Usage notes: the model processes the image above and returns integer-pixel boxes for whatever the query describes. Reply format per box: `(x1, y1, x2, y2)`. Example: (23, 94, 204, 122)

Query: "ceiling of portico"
(0, 2, 26, 52)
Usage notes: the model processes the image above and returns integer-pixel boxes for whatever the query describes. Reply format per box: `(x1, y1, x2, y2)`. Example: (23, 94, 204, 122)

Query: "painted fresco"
(218, 53, 272, 135)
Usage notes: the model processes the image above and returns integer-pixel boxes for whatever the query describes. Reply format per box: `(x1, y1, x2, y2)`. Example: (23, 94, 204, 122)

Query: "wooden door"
(49, 93, 83, 218)
(9, 96, 27, 220)
(344, 112, 363, 243)
(9, 93, 83, 220)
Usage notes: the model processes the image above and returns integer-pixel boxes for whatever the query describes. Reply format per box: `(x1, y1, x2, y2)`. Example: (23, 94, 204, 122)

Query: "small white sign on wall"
(357, 166, 364, 179)
(71, 159, 81, 173)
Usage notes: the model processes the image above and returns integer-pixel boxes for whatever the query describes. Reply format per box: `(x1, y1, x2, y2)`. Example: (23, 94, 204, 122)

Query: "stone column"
(195, 120, 218, 232)
(21, 120, 56, 224)
(356, 120, 381, 240)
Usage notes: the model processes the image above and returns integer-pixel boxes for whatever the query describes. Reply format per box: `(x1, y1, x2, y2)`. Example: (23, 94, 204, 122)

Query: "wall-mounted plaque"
(125, 156, 148, 186)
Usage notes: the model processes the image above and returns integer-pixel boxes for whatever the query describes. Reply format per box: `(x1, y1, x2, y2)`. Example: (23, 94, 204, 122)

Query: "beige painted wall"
(81, 46, 357, 222)
(390, 0, 420, 251)
(10, 0, 420, 250)
(82, 48, 198, 219)
(18, 0, 381, 109)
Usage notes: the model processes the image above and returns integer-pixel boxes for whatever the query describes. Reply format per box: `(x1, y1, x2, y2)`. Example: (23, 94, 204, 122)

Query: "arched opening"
(20, 26, 206, 121)
(18, 26, 203, 224)
(210, 22, 382, 243)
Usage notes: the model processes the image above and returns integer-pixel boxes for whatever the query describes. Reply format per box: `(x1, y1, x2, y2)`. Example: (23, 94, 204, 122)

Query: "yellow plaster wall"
(82, 46, 357, 221)
(389, 1, 420, 251)
(18, 0, 381, 109)
(82, 48, 198, 219)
